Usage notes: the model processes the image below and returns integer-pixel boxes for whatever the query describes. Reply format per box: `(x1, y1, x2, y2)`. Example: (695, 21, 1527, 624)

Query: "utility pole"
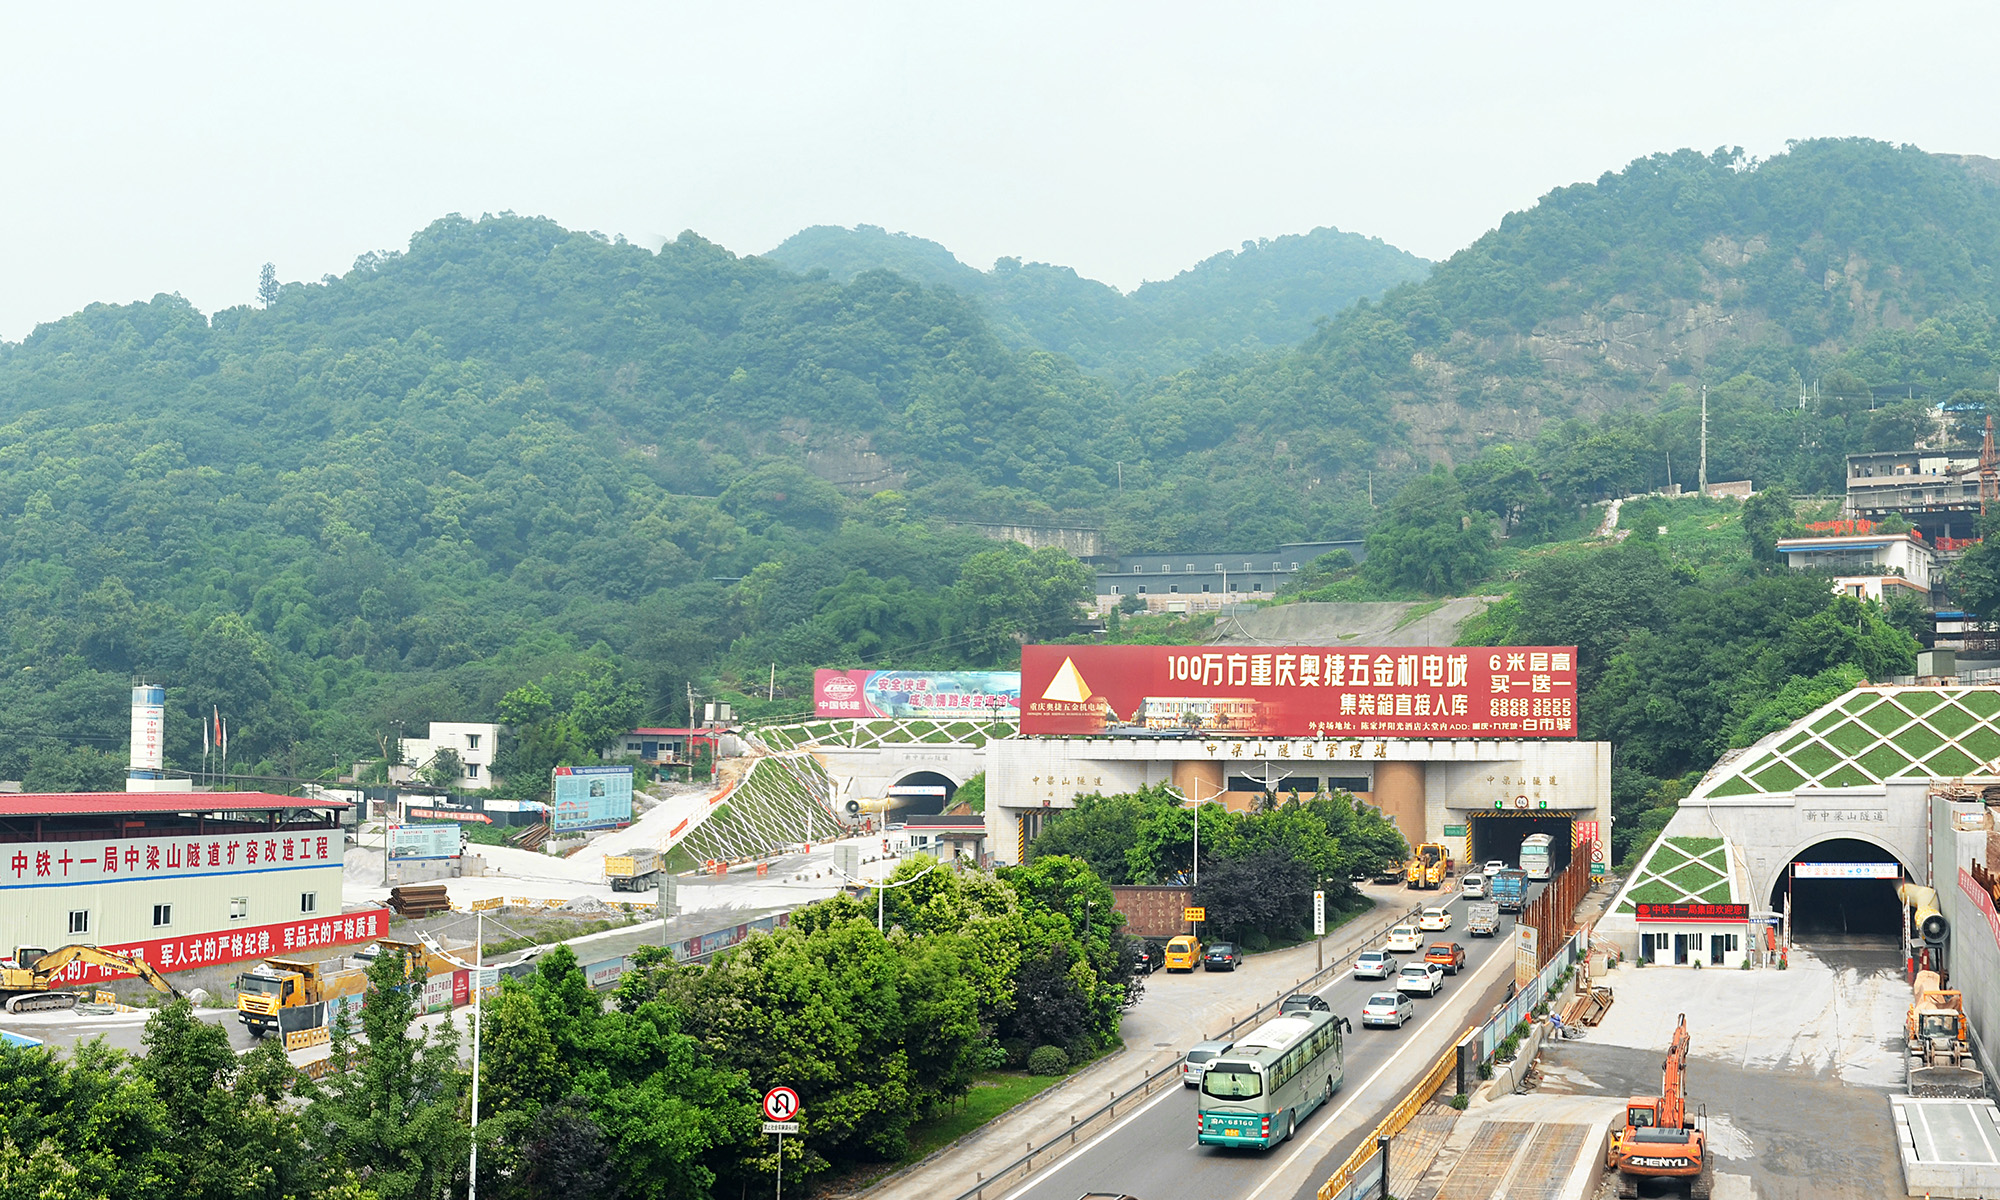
(468, 911, 483, 1200)
(1698, 384, 1709, 495)
(768, 663, 776, 703)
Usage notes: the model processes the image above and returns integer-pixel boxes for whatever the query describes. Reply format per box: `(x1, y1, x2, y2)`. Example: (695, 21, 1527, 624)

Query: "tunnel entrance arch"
(1467, 812, 1574, 874)
(884, 770, 957, 818)
(1769, 836, 1910, 941)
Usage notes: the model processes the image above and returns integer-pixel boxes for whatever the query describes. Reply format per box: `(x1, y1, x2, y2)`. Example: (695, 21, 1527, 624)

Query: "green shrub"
(1027, 1045, 1071, 1076)
(1478, 1062, 1493, 1080)
(1449, 1093, 1470, 1110)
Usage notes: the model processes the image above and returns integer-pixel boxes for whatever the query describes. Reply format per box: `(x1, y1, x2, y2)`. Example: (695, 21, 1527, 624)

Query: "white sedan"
(1383, 924, 1425, 953)
(1418, 906, 1453, 931)
(1396, 961, 1445, 997)
(1361, 991, 1415, 1028)
(1483, 860, 1507, 877)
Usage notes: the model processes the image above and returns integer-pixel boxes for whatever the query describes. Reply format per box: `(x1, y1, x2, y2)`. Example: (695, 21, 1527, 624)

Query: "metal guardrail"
(1316, 1028, 1474, 1200)
(943, 896, 1425, 1200)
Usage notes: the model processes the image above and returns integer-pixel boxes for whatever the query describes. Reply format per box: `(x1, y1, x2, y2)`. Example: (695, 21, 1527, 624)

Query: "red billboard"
(1018, 645, 1577, 739)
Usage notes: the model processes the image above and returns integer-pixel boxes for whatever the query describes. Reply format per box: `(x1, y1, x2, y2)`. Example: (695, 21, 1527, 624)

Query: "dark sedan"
(1203, 943, 1241, 971)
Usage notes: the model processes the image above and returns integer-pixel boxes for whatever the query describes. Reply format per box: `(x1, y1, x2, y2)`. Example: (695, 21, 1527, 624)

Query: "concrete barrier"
(1484, 1021, 1546, 1101)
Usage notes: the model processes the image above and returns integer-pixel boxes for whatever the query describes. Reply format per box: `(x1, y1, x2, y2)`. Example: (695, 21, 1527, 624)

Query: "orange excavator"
(1605, 1013, 1710, 1199)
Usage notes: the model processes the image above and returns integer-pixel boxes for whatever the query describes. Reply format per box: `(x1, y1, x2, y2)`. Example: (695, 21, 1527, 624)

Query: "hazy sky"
(4, 2, 1998, 341)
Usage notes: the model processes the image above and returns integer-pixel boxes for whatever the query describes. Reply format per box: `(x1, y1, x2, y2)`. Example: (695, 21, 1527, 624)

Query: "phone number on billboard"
(1491, 697, 1574, 717)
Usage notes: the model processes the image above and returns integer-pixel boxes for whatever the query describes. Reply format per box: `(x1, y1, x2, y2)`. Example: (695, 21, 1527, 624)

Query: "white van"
(1460, 872, 1487, 898)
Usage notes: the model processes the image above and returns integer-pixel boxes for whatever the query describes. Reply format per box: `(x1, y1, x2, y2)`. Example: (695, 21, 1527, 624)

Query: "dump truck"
(1466, 901, 1501, 937)
(1405, 843, 1450, 890)
(1, 944, 183, 1013)
(1906, 968, 1984, 1098)
(235, 955, 374, 1037)
(1605, 1013, 1710, 1199)
(605, 848, 665, 891)
(235, 940, 441, 1037)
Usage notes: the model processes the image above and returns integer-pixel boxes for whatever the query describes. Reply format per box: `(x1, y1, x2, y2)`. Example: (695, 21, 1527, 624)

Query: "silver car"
(1361, 992, 1414, 1028)
(1182, 1039, 1234, 1088)
(1352, 949, 1394, 979)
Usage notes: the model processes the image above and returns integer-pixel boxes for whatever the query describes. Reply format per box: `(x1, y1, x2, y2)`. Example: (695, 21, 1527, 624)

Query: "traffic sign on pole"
(1183, 906, 1206, 922)
(763, 1086, 802, 1122)
(1312, 891, 1325, 937)
(762, 1121, 800, 1134)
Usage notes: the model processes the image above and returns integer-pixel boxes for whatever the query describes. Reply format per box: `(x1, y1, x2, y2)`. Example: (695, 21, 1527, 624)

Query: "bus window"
(1201, 1064, 1263, 1099)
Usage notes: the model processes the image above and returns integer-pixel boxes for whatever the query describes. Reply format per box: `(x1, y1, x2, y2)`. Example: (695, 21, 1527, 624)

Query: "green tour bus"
(1197, 1008, 1346, 1148)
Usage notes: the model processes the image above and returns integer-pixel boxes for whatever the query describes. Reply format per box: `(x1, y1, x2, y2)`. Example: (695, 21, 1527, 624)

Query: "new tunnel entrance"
(1771, 838, 1909, 941)
(883, 771, 956, 819)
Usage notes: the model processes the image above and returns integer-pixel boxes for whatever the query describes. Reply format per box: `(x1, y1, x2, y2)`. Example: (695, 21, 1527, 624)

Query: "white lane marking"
(1239, 937, 1512, 1200)
(1001, 893, 1504, 1200)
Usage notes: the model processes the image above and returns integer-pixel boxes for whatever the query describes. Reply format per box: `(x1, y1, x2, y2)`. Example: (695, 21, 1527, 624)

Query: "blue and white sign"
(389, 823, 461, 861)
(551, 766, 633, 833)
(1792, 861, 1901, 879)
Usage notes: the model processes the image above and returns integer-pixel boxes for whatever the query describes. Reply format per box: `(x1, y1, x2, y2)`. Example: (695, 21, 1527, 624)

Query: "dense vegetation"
(2, 137, 1998, 789)
(1029, 783, 1406, 948)
(0, 854, 1133, 1200)
(766, 224, 1432, 373)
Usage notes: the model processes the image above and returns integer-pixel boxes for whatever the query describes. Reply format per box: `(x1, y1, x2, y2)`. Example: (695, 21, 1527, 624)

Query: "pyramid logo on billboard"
(1041, 657, 1093, 703)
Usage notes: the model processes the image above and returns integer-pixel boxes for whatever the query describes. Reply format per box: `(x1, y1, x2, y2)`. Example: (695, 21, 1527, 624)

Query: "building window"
(1185, 564, 1195, 572)
(466, 733, 481, 749)
(1131, 564, 1141, 573)
(1229, 581, 1240, 591)
(1202, 584, 1211, 592)
(152, 904, 172, 928)
(1137, 586, 1147, 594)
(1109, 585, 1120, 595)
(229, 897, 248, 921)
(626, 742, 640, 751)
(68, 910, 89, 935)
(1212, 563, 1223, 571)
(1169, 585, 1180, 593)
(466, 763, 480, 778)
(300, 892, 318, 914)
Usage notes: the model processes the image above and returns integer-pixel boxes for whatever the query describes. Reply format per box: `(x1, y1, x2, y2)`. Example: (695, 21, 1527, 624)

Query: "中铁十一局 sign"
(1633, 903, 1749, 923)
(44, 907, 392, 982)
(813, 670, 1021, 720)
(1018, 645, 1579, 739)
(3, 831, 340, 888)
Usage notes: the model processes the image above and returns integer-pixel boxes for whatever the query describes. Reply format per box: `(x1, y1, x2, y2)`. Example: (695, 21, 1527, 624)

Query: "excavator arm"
(28, 945, 183, 998)
(1659, 1013, 1691, 1129)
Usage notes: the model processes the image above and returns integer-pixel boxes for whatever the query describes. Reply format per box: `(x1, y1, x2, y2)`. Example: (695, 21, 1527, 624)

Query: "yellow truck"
(605, 849, 665, 891)
(1405, 843, 1450, 890)
(235, 955, 374, 1037)
(1, 944, 183, 1013)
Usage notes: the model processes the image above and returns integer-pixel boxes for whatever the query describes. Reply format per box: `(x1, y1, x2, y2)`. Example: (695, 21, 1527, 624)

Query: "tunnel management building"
(988, 644, 1611, 874)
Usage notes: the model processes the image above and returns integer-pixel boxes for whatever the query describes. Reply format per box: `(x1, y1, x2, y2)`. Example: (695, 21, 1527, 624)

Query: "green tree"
(1739, 486, 1799, 561)
(308, 948, 468, 1200)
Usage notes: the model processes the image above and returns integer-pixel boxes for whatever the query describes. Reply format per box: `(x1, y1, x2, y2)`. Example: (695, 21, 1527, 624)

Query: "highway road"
(1008, 881, 1542, 1200)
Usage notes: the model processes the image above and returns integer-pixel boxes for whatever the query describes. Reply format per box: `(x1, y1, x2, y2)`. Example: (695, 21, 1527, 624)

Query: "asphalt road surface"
(1008, 881, 1543, 1200)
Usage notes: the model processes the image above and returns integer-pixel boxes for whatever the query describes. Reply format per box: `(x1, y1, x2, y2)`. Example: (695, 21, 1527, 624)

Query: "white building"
(395, 722, 501, 790)
(0, 792, 377, 981)
(1775, 530, 1934, 595)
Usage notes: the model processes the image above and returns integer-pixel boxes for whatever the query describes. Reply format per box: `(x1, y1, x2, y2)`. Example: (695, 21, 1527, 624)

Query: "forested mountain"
(764, 224, 1431, 373)
(3, 137, 1999, 789)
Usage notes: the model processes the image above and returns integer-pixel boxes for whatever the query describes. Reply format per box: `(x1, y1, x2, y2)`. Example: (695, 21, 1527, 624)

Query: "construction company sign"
(813, 670, 1021, 720)
(1019, 645, 1579, 739)
(46, 907, 393, 982)
(2, 831, 341, 888)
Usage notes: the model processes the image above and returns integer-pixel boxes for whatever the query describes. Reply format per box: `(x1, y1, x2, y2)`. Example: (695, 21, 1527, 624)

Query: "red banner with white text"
(1020, 645, 1578, 739)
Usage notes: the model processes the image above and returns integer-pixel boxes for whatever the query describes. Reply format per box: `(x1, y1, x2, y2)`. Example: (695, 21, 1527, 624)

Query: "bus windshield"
(1201, 1063, 1263, 1099)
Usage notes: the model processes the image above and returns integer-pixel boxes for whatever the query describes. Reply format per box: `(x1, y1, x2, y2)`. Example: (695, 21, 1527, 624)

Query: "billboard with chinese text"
(389, 823, 461, 861)
(1019, 645, 1579, 739)
(551, 766, 633, 832)
(814, 670, 1020, 720)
